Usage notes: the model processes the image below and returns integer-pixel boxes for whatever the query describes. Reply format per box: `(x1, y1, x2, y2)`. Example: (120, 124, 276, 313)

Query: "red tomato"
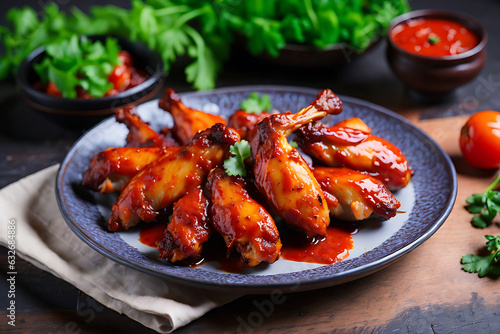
(46, 81, 62, 97)
(459, 110, 500, 169)
(107, 50, 133, 94)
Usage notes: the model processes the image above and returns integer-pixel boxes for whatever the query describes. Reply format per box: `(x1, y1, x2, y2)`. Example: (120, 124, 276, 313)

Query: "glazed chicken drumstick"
(250, 89, 343, 238)
(159, 88, 227, 145)
(206, 167, 282, 266)
(157, 187, 212, 263)
(115, 106, 178, 148)
(296, 117, 413, 190)
(82, 146, 182, 193)
(108, 123, 240, 231)
(227, 110, 271, 141)
(313, 167, 401, 221)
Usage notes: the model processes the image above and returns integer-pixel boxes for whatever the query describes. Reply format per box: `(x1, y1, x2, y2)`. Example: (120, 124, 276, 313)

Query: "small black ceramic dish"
(16, 35, 164, 129)
(248, 39, 381, 68)
(386, 10, 487, 103)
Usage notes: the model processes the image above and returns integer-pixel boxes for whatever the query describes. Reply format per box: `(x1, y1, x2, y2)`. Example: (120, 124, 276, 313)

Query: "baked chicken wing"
(108, 123, 240, 231)
(227, 110, 271, 141)
(296, 118, 413, 190)
(206, 167, 281, 266)
(157, 187, 211, 263)
(115, 106, 169, 147)
(313, 167, 401, 221)
(82, 147, 181, 193)
(159, 88, 227, 145)
(249, 89, 342, 238)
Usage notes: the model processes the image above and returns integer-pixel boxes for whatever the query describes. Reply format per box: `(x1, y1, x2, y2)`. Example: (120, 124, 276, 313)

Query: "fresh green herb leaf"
(224, 140, 251, 177)
(33, 35, 120, 98)
(428, 34, 441, 45)
(240, 92, 272, 114)
(461, 235, 500, 277)
(466, 174, 500, 228)
(289, 140, 298, 148)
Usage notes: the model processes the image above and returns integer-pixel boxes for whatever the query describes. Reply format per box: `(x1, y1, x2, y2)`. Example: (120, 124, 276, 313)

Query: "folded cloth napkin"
(0, 164, 240, 333)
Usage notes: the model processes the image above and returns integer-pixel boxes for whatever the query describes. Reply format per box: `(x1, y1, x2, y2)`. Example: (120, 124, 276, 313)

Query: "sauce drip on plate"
(139, 222, 167, 248)
(391, 18, 479, 57)
(139, 222, 355, 272)
(280, 226, 354, 265)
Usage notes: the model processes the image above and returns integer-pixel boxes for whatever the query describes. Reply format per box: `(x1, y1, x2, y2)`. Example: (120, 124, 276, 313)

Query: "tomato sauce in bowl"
(391, 18, 479, 57)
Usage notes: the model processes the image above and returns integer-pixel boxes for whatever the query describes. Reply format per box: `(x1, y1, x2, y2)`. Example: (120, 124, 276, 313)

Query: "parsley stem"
(173, 7, 208, 30)
(485, 173, 500, 193)
(155, 5, 191, 17)
(304, 0, 319, 31)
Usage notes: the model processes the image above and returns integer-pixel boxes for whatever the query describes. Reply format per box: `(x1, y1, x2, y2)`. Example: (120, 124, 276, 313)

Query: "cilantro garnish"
(33, 35, 120, 98)
(223, 140, 251, 177)
(428, 33, 441, 45)
(240, 92, 272, 114)
(461, 235, 500, 277)
(465, 174, 500, 228)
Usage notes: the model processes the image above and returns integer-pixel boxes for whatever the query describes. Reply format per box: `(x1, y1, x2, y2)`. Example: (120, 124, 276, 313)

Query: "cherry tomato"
(459, 110, 500, 169)
(46, 81, 62, 97)
(108, 50, 132, 94)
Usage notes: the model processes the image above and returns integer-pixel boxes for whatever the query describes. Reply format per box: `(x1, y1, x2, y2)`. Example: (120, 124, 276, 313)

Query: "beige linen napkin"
(0, 164, 240, 333)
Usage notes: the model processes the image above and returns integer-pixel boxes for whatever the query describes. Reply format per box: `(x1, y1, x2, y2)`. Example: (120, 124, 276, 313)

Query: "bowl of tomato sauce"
(17, 35, 164, 129)
(386, 10, 487, 102)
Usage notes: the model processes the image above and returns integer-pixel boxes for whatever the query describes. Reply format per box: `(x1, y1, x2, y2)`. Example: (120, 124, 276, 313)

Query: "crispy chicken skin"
(296, 119, 413, 190)
(206, 168, 281, 266)
(227, 110, 271, 140)
(249, 89, 341, 238)
(313, 167, 401, 221)
(157, 187, 211, 263)
(159, 88, 227, 145)
(82, 147, 181, 193)
(108, 124, 240, 231)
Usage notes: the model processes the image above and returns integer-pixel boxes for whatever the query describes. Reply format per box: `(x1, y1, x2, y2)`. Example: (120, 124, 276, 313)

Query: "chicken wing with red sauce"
(108, 123, 240, 231)
(313, 167, 401, 221)
(115, 106, 177, 147)
(157, 187, 211, 263)
(296, 119, 413, 190)
(227, 110, 271, 140)
(82, 146, 182, 193)
(206, 168, 281, 266)
(249, 89, 342, 238)
(159, 88, 227, 145)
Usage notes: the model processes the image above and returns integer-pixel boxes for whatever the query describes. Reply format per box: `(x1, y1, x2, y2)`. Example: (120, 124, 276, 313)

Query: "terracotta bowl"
(386, 10, 487, 102)
(16, 35, 164, 129)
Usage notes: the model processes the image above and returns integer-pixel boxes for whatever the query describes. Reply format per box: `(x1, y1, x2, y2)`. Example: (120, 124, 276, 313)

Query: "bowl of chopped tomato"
(386, 9, 487, 102)
(17, 35, 164, 128)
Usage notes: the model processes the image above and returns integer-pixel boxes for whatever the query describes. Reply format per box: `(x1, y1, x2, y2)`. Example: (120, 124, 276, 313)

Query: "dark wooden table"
(2, 0, 500, 333)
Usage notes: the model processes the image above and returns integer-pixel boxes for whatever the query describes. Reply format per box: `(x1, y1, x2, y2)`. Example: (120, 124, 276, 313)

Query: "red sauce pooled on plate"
(391, 18, 479, 56)
(139, 222, 355, 272)
(139, 222, 167, 248)
(280, 226, 354, 265)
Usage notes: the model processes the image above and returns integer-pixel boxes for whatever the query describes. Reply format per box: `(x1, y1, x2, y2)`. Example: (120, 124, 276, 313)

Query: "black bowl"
(386, 10, 487, 103)
(250, 39, 382, 68)
(16, 35, 164, 129)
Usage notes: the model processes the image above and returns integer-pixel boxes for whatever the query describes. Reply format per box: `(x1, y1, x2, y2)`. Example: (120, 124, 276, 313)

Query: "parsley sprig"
(466, 174, 500, 228)
(461, 235, 500, 277)
(34, 35, 120, 98)
(240, 92, 272, 114)
(223, 140, 251, 177)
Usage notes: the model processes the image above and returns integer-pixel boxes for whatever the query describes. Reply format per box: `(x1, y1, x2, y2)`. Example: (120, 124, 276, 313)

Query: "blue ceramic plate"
(56, 85, 457, 293)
